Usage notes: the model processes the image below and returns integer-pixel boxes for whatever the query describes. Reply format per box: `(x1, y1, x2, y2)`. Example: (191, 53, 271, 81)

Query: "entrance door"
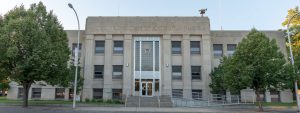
(141, 82, 152, 96)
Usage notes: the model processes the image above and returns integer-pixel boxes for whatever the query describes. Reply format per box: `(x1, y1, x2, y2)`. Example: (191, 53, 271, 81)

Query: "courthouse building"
(7, 16, 293, 103)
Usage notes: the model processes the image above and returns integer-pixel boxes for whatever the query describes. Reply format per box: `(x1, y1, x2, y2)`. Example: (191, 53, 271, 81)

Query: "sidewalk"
(76, 105, 298, 113)
(77, 107, 231, 113)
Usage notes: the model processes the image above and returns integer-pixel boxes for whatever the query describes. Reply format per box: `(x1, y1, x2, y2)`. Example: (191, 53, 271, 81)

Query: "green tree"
(209, 57, 229, 95)
(210, 29, 296, 112)
(282, 7, 300, 70)
(0, 2, 71, 107)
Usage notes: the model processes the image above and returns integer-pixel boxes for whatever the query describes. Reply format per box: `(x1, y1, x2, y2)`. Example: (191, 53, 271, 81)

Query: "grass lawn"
(0, 96, 123, 106)
(255, 102, 296, 107)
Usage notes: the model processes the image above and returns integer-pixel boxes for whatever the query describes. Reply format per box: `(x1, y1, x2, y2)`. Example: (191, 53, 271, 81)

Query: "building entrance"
(141, 82, 152, 96)
(133, 36, 161, 96)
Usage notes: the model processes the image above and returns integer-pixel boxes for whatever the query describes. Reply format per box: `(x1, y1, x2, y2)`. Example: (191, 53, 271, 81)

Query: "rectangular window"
(112, 65, 123, 79)
(112, 89, 122, 100)
(72, 43, 82, 57)
(172, 41, 181, 54)
(190, 41, 200, 54)
(69, 89, 74, 100)
(213, 44, 223, 58)
(172, 89, 183, 98)
(55, 88, 65, 99)
(113, 41, 123, 54)
(172, 66, 182, 80)
(31, 88, 41, 99)
(95, 41, 105, 54)
(94, 65, 104, 79)
(227, 44, 236, 56)
(192, 90, 202, 100)
(93, 88, 103, 99)
(270, 90, 280, 102)
(18, 88, 23, 99)
(191, 66, 201, 80)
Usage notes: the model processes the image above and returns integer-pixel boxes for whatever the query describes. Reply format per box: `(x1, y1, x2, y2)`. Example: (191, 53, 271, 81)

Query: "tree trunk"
(255, 90, 264, 112)
(22, 82, 32, 108)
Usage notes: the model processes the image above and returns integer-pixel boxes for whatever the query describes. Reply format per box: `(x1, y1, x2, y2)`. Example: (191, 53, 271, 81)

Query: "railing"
(157, 90, 160, 108)
(170, 90, 255, 107)
(124, 88, 130, 108)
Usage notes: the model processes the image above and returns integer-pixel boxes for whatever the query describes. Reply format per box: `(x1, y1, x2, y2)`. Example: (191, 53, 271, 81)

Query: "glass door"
(141, 82, 152, 96)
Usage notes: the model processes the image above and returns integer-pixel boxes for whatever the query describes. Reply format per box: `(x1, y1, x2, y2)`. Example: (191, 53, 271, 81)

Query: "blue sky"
(0, 0, 299, 30)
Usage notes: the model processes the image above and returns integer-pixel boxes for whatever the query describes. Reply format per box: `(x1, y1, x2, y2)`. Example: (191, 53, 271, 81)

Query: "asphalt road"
(0, 106, 297, 113)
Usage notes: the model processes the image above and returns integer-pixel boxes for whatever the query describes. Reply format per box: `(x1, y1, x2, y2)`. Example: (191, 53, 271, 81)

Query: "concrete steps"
(125, 95, 172, 107)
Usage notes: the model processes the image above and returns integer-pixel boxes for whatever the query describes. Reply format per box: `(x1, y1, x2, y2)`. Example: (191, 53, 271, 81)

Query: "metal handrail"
(157, 91, 160, 108)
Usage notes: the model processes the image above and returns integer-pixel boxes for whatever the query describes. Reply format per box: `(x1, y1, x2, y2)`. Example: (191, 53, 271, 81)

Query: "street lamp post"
(287, 11, 300, 112)
(68, 3, 80, 109)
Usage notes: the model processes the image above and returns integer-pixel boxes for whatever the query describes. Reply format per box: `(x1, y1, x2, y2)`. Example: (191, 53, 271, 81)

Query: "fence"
(171, 90, 255, 107)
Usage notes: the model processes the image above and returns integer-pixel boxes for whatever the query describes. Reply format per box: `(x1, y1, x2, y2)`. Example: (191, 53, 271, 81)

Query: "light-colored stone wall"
(7, 17, 293, 103)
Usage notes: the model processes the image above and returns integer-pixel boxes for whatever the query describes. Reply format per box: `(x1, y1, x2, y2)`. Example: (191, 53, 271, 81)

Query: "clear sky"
(0, 0, 299, 30)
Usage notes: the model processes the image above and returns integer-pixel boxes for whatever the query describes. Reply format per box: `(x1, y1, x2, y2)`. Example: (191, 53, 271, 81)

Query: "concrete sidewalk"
(77, 107, 231, 113)
(76, 106, 298, 113)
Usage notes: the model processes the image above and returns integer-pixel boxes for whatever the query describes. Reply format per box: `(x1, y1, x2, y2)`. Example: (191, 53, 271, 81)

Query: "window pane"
(31, 88, 41, 99)
(112, 89, 122, 100)
(135, 41, 140, 71)
(18, 88, 23, 99)
(113, 65, 123, 79)
(94, 65, 104, 79)
(172, 89, 183, 98)
(190, 41, 200, 54)
(172, 41, 181, 54)
(55, 88, 65, 99)
(172, 66, 182, 80)
(192, 66, 201, 80)
(192, 90, 202, 100)
(93, 88, 103, 99)
(95, 41, 105, 53)
(227, 44, 236, 56)
(114, 41, 123, 54)
(141, 41, 154, 71)
(213, 44, 223, 58)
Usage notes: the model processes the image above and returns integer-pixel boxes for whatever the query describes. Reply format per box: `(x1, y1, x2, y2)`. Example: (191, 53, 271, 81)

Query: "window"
(112, 89, 122, 100)
(172, 66, 182, 80)
(113, 65, 123, 79)
(31, 88, 41, 99)
(190, 41, 200, 54)
(191, 66, 201, 80)
(18, 88, 23, 99)
(113, 41, 123, 54)
(213, 44, 223, 58)
(172, 41, 181, 54)
(95, 41, 105, 53)
(69, 89, 74, 100)
(55, 88, 65, 99)
(270, 90, 280, 102)
(94, 65, 104, 79)
(172, 89, 183, 98)
(93, 88, 103, 99)
(72, 43, 82, 57)
(227, 44, 236, 56)
(192, 90, 202, 100)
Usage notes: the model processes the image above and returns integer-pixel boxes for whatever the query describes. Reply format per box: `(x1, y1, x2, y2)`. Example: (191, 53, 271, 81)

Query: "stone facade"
(7, 16, 292, 103)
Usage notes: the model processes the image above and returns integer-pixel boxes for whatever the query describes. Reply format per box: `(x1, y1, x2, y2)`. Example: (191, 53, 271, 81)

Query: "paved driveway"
(0, 105, 297, 113)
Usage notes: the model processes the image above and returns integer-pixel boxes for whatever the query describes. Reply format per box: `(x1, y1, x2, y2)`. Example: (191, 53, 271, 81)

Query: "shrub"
(85, 98, 90, 102)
